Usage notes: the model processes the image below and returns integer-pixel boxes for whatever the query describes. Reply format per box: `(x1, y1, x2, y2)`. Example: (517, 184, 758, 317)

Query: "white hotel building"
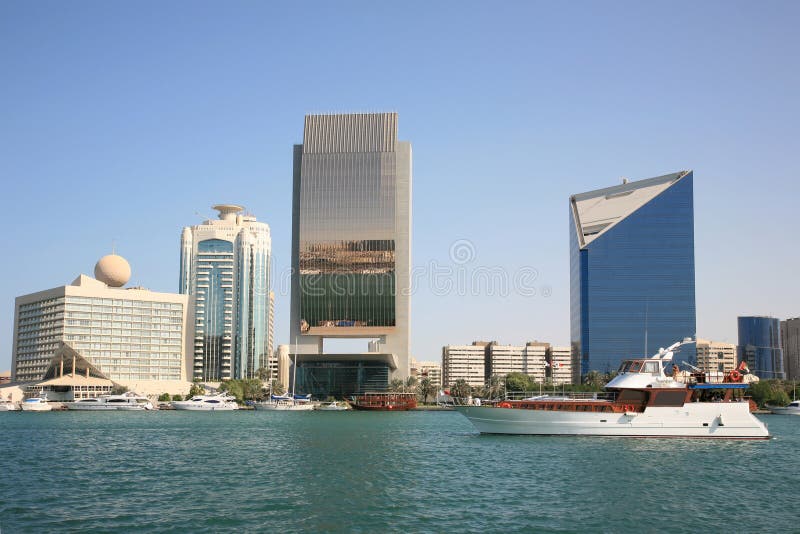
(11, 255, 193, 395)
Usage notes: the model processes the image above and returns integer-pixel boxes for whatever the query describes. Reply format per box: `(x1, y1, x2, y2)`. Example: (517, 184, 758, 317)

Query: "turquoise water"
(0, 410, 797, 533)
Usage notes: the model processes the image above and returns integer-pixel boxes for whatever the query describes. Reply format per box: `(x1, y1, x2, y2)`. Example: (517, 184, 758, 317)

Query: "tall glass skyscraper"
(180, 205, 272, 381)
(290, 113, 411, 396)
(569, 171, 696, 380)
(738, 316, 784, 379)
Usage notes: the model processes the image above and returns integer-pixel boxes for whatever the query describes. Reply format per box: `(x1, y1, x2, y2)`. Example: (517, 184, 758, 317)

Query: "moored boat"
(768, 401, 800, 415)
(171, 393, 239, 411)
(455, 340, 770, 439)
(65, 393, 154, 411)
(317, 401, 349, 411)
(351, 392, 417, 411)
(0, 400, 20, 411)
(254, 394, 314, 411)
(20, 393, 52, 412)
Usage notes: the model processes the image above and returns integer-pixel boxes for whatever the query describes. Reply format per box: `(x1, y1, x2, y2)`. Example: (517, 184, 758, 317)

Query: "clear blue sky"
(2, 1, 799, 370)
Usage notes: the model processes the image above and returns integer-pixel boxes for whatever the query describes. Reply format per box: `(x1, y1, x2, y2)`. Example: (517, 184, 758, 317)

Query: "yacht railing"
(504, 391, 616, 402)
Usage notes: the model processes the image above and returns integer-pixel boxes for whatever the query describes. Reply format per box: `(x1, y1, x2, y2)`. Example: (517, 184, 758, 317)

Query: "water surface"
(0, 410, 797, 532)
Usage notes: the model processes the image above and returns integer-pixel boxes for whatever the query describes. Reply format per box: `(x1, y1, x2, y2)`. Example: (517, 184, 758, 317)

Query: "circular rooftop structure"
(94, 254, 131, 287)
(212, 204, 244, 221)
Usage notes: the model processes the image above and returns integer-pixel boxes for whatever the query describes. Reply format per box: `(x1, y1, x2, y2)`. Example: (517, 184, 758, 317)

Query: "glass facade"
(296, 361, 390, 398)
(195, 239, 234, 381)
(234, 234, 271, 379)
(180, 208, 273, 381)
(570, 172, 696, 377)
(738, 316, 784, 379)
(298, 151, 397, 331)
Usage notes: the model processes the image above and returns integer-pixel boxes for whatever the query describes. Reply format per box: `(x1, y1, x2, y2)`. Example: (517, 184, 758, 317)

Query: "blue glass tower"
(738, 316, 784, 379)
(570, 171, 696, 380)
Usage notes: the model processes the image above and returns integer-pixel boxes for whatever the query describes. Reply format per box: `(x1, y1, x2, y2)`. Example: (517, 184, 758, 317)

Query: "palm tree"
(583, 370, 604, 390)
(417, 377, 435, 404)
(389, 378, 404, 392)
(255, 367, 270, 383)
(484, 374, 504, 400)
(404, 376, 418, 393)
(450, 379, 472, 401)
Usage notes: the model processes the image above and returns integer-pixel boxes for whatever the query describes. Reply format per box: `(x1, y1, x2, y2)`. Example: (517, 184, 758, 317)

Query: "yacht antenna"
(644, 301, 649, 358)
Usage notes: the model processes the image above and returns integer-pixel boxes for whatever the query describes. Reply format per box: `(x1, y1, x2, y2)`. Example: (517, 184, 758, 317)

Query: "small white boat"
(317, 401, 349, 411)
(20, 393, 52, 412)
(171, 393, 239, 411)
(66, 394, 154, 411)
(769, 401, 800, 415)
(0, 400, 20, 411)
(254, 394, 314, 411)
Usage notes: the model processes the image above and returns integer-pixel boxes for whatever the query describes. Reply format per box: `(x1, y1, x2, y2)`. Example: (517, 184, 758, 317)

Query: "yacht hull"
(171, 403, 238, 411)
(454, 403, 770, 439)
(66, 404, 147, 411)
(254, 403, 314, 411)
(20, 403, 52, 412)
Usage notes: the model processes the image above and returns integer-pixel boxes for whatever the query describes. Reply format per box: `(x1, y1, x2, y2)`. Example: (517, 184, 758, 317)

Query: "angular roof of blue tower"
(570, 170, 692, 248)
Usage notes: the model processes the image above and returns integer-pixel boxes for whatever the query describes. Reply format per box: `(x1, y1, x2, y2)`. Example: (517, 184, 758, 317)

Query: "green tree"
(450, 379, 472, 400)
(171, 394, 183, 401)
(270, 380, 286, 396)
(405, 376, 418, 393)
(505, 372, 534, 393)
(255, 367, 270, 383)
(389, 378, 405, 392)
(484, 374, 505, 400)
(187, 382, 206, 398)
(157, 393, 171, 402)
(416, 377, 435, 404)
(583, 371, 604, 390)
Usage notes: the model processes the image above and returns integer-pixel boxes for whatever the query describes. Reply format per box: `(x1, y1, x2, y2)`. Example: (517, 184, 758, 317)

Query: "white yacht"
(317, 401, 349, 411)
(171, 393, 239, 411)
(0, 399, 20, 411)
(769, 401, 800, 415)
(20, 393, 53, 412)
(455, 340, 770, 439)
(66, 394, 154, 411)
(254, 394, 314, 411)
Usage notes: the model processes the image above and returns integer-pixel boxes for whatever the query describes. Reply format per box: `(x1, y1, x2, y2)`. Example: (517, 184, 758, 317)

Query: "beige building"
(548, 346, 572, 385)
(486, 342, 548, 383)
(442, 342, 489, 388)
(696, 338, 737, 374)
(12, 255, 193, 395)
(275, 344, 290, 389)
(410, 358, 442, 388)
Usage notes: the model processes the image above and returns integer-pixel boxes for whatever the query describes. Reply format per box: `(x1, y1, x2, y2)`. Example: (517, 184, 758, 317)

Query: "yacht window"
(629, 361, 643, 373)
(643, 362, 660, 375)
(618, 361, 632, 373)
(206, 400, 220, 403)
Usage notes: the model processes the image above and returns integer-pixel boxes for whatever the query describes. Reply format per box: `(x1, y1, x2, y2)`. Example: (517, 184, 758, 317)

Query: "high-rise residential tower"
(290, 113, 411, 397)
(180, 205, 272, 381)
(781, 318, 800, 380)
(569, 171, 696, 380)
(738, 316, 784, 379)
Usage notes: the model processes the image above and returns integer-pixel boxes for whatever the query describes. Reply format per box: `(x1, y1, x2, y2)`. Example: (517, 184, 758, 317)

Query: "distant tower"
(180, 205, 272, 381)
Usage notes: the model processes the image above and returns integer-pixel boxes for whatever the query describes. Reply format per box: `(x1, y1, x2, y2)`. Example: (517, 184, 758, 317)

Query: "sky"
(1, 1, 799, 371)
